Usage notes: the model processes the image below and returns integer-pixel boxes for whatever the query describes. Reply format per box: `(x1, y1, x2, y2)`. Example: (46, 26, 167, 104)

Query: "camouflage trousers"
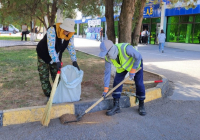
(37, 56, 57, 97)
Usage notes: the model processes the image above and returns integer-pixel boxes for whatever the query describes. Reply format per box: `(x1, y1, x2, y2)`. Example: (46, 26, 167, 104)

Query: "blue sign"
(165, 4, 200, 16)
(143, 4, 161, 18)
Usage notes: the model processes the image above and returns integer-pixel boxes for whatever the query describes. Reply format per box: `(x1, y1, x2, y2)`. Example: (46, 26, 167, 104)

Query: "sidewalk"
(0, 40, 38, 47)
(75, 38, 200, 101)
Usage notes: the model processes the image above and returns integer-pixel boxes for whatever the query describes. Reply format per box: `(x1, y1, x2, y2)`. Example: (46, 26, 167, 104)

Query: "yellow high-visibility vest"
(105, 43, 141, 73)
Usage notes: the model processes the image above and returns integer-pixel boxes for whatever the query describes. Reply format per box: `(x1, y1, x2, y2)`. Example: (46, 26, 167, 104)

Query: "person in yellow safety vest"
(99, 40, 146, 116)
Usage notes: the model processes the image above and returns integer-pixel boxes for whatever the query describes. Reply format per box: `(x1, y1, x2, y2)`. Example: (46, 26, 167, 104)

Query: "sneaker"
(162, 50, 164, 53)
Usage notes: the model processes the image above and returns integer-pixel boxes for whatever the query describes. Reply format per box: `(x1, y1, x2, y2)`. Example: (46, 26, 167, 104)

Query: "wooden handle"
(41, 73, 60, 126)
(49, 73, 60, 102)
(85, 67, 142, 114)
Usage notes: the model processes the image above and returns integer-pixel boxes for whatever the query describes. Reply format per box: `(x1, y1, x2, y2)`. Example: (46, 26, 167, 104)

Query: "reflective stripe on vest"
(105, 43, 141, 73)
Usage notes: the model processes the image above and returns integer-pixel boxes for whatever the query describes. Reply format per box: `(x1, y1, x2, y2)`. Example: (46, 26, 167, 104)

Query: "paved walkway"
(74, 38, 200, 101)
(0, 40, 38, 47)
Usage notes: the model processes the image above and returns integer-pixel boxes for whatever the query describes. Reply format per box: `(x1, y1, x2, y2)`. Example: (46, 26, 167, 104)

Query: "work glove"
(129, 68, 136, 80)
(102, 87, 109, 99)
(56, 62, 61, 71)
(72, 61, 80, 70)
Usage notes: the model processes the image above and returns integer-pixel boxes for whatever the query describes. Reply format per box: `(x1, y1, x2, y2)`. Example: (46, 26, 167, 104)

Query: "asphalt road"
(0, 38, 200, 140)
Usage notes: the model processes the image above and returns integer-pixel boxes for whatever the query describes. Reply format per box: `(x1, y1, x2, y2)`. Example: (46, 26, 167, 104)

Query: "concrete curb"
(144, 70, 170, 97)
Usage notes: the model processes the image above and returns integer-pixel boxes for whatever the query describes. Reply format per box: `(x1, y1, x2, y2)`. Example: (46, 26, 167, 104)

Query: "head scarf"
(56, 23, 75, 40)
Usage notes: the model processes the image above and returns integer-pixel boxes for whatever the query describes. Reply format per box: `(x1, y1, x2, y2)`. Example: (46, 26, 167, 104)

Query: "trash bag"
(53, 65, 84, 104)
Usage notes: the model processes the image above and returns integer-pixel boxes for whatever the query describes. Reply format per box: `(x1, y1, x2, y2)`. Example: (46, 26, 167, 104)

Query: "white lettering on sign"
(88, 19, 101, 27)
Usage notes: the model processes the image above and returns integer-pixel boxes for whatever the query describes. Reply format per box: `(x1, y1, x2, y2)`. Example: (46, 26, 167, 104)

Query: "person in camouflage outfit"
(37, 56, 57, 97)
(36, 18, 80, 101)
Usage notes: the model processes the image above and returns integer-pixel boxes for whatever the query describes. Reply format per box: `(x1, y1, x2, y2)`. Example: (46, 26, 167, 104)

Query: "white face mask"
(107, 45, 118, 60)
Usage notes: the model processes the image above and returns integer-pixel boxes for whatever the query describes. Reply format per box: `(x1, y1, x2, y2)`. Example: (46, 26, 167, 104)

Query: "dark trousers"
(142, 36, 145, 43)
(142, 36, 148, 44)
(145, 36, 148, 44)
(37, 56, 57, 97)
(21, 31, 27, 41)
(112, 60, 145, 101)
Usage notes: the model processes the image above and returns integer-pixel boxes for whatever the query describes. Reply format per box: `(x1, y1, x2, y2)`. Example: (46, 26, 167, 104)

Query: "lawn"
(0, 46, 105, 110)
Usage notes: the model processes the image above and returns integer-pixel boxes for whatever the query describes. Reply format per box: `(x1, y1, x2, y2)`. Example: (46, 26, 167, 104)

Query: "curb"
(144, 70, 170, 97)
(0, 72, 168, 127)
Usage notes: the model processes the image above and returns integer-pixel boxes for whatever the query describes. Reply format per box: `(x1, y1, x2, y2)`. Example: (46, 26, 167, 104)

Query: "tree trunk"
(132, 0, 146, 46)
(105, 0, 115, 43)
(118, 0, 136, 43)
(49, 0, 57, 26)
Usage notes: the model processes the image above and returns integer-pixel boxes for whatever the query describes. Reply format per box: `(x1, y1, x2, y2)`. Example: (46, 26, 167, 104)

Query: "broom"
(41, 69, 61, 126)
(60, 67, 142, 124)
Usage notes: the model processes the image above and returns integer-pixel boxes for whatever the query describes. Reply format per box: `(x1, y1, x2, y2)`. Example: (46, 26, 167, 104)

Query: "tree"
(118, 0, 137, 43)
(105, 0, 115, 43)
(104, 0, 146, 44)
(0, 0, 101, 31)
(131, 0, 146, 46)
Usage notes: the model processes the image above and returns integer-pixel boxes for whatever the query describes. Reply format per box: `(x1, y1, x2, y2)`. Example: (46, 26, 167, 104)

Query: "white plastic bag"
(53, 65, 84, 104)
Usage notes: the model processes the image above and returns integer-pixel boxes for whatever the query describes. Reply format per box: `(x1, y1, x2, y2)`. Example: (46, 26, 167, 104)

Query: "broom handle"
(41, 71, 60, 126)
(49, 71, 60, 101)
(49, 62, 62, 101)
(84, 67, 142, 114)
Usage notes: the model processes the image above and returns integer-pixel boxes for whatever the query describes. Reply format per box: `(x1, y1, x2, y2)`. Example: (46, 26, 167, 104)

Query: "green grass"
(0, 36, 41, 41)
(0, 46, 105, 109)
(0, 48, 37, 88)
(0, 47, 102, 89)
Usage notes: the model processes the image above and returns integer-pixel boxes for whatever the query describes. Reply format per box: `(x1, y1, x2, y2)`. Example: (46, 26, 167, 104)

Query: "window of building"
(151, 18, 161, 23)
(179, 24, 193, 43)
(166, 24, 179, 42)
(180, 16, 193, 23)
(142, 18, 151, 23)
(167, 16, 179, 24)
(193, 24, 200, 43)
(166, 15, 200, 44)
(195, 15, 200, 23)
